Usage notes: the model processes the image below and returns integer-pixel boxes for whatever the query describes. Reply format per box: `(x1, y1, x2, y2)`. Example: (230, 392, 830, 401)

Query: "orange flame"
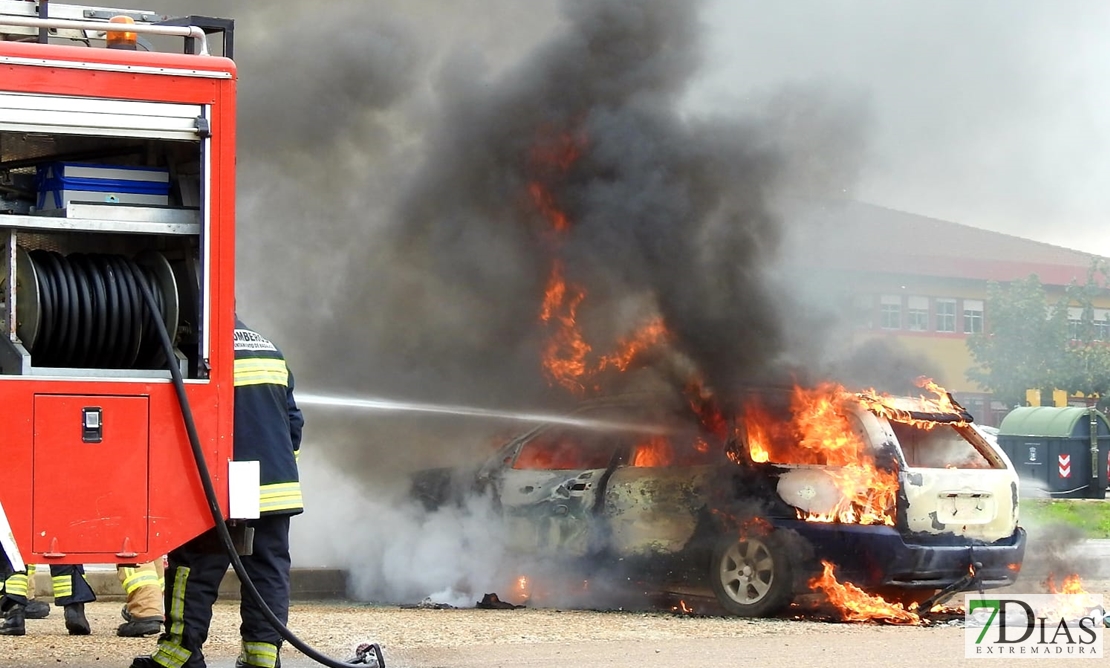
(538, 267, 669, 393)
(857, 377, 969, 430)
(740, 383, 899, 525)
(686, 377, 728, 440)
(1045, 573, 1088, 595)
(671, 600, 695, 615)
(529, 129, 671, 393)
(528, 129, 585, 236)
(597, 318, 669, 373)
(529, 182, 572, 234)
(810, 560, 920, 624)
(631, 436, 675, 467)
(539, 261, 592, 392)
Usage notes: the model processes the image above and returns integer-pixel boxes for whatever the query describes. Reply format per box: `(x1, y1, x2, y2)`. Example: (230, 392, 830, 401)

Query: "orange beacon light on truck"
(106, 15, 137, 49)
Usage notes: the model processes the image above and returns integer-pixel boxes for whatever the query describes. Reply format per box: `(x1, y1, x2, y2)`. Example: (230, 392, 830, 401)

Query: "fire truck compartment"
(32, 393, 149, 555)
(0, 94, 209, 378)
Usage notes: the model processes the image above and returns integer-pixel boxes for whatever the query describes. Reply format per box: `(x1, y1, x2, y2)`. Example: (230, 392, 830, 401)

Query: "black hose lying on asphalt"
(136, 276, 384, 668)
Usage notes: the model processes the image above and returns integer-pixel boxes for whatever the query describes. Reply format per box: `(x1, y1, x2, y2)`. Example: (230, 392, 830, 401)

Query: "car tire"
(709, 532, 794, 617)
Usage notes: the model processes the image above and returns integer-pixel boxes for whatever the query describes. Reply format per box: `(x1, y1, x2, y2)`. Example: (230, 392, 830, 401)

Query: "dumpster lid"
(997, 406, 1109, 438)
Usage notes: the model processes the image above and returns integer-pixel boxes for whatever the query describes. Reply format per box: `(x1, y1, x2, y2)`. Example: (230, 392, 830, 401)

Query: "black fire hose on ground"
(136, 277, 384, 668)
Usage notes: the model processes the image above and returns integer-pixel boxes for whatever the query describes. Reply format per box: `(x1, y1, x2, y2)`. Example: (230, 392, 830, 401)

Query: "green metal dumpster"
(997, 407, 1110, 499)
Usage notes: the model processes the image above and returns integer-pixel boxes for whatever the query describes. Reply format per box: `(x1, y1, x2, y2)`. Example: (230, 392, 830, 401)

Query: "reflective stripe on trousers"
(153, 566, 192, 668)
(239, 640, 279, 668)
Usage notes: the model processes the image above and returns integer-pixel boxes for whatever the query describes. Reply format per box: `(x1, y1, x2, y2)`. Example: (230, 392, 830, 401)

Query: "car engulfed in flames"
(408, 122, 1026, 620)
(411, 381, 1027, 619)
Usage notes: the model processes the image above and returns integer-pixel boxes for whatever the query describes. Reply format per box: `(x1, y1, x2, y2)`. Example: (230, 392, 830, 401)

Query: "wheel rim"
(718, 537, 775, 605)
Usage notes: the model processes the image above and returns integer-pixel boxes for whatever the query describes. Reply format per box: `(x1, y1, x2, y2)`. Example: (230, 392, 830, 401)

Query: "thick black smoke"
(323, 0, 866, 413)
(128, 1, 874, 603)
(135, 0, 869, 419)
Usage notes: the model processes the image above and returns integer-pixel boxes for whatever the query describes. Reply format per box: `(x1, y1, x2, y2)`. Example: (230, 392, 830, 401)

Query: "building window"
(936, 298, 956, 333)
(1096, 309, 1110, 341)
(1068, 307, 1083, 341)
(907, 296, 929, 331)
(880, 295, 901, 330)
(963, 299, 984, 334)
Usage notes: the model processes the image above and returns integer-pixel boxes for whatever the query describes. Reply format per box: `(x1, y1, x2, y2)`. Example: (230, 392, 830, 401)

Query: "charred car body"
(413, 386, 1027, 616)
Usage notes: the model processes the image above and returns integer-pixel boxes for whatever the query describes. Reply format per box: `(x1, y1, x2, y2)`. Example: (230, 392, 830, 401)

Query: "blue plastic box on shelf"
(35, 162, 171, 211)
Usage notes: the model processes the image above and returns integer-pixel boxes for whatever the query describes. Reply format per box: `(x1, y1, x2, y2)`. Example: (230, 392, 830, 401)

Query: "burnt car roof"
(856, 391, 975, 425)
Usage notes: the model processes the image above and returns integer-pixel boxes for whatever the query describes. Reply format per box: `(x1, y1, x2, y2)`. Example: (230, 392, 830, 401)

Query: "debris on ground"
(399, 597, 457, 610)
(345, 642, 385, 666)
(477, 593, 526, 610)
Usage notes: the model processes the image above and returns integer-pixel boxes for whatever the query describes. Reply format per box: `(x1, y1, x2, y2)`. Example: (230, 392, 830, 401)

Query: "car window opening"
(512, 429, 616, 470)
(891, 422, 1001, 469)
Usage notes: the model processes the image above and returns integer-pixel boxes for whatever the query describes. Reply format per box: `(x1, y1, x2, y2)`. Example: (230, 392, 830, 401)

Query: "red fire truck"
(0, 1, 240, 571)
(0, 7, 387, 666)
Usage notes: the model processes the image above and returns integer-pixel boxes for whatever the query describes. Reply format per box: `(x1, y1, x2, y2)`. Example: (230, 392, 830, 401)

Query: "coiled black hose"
(24, 250, 165, 369)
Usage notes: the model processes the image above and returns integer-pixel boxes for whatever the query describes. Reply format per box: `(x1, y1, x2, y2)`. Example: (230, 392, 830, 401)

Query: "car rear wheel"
(709, 532, 794, 617)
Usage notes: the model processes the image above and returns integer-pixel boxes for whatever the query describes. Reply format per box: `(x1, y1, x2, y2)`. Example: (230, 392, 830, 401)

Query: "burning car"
(412, 382, 1026, 617)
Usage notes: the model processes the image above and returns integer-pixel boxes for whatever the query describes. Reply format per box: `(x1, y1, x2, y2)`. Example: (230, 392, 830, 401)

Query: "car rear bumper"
(774, 519, 1027, 591)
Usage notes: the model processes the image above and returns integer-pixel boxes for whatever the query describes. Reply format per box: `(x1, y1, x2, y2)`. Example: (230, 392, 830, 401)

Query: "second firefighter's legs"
(118, 560, 165, 637)
(237, 515, 291, 668)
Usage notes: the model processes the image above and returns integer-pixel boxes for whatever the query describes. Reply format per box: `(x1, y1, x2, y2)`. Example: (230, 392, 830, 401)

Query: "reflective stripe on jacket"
(233, 319, 304, 516)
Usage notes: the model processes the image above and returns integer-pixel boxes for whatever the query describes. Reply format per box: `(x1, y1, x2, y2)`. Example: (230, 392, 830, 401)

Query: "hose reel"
(11, 246, 180, 368)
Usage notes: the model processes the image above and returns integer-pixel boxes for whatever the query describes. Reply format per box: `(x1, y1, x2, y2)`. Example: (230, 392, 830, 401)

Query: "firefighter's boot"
(236, 659, 281, 668)
(24, 600, 49, 619)
(63, 603, 90, 635)
(0, 605, 25, 636)
(117, 616, 162, 637)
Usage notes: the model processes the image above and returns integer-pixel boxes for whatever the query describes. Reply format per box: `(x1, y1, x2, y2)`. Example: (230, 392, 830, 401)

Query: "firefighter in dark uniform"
(131, 318, 303, 668)
(0, 559, 94, 635)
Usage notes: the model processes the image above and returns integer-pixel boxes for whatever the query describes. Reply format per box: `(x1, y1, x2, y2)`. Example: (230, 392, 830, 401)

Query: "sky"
(694, 0, 1110, 256)
(130, 0, 1110, 256)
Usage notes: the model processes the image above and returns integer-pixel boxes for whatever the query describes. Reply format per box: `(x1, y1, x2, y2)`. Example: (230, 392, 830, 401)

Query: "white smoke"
(291, 453, 507, 607)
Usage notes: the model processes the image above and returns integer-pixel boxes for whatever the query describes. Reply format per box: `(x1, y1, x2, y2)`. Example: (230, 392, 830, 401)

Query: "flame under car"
(411, 390, 1027, 617)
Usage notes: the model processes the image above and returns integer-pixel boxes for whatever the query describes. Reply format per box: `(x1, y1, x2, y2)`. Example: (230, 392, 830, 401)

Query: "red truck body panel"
(0, 39, 237, 564)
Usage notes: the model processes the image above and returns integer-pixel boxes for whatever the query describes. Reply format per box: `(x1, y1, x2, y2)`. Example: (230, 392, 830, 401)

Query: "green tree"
(966, 275, 1067, 408)
(1056, 263, 1110, 403)
(967, 262, 1110, 408)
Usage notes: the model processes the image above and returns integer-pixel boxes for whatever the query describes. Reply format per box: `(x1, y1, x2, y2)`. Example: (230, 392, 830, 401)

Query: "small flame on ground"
(671, 600, 695, 615)
(1040, 573, 1095, 622)
(1045, 573, 1088, 595)
(515, 575, 532, 604)
(809, 560, 920, 624)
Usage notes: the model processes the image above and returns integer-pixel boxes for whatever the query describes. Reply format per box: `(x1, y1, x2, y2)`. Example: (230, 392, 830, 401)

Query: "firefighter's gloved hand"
(345, 642, 384, 667)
